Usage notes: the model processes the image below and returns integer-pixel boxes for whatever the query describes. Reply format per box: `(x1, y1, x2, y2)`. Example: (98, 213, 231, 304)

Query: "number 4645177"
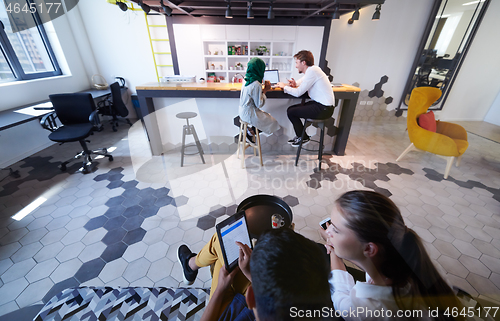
(6, 2, 61, 14)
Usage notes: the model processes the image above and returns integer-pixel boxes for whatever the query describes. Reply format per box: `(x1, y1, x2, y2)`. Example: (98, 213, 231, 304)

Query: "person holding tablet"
(276, 50, 335, 147)
(178, 228, 333, 321)
(239, 57, 281, 144)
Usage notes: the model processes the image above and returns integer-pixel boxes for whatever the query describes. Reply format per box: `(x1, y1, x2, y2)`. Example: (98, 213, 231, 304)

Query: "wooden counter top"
(136, 82, 361, 93)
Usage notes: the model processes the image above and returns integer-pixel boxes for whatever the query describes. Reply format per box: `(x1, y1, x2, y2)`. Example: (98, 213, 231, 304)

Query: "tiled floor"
(454, 121, 500, 144)
(0, 118, 499, 317)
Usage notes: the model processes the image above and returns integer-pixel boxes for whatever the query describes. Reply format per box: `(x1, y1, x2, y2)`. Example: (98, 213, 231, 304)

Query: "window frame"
(0, 0, 62, 82)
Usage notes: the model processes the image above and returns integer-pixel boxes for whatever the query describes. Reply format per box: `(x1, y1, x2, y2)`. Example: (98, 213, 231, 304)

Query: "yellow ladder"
(106, 1, 174, 81)
(145, 14, 174, 82)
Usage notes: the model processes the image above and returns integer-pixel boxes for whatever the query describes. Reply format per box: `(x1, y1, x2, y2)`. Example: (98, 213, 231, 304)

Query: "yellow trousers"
(195, 233, 251, 311)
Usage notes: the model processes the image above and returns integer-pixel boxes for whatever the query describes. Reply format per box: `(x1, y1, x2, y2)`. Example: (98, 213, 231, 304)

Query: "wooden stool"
(295, 118, 335, 171)
(176, 112, 205, 167)
(236, 121, 263, 169)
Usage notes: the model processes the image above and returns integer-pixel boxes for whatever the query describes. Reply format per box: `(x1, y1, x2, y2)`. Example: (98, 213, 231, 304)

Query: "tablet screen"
(217, 212, 252, 271)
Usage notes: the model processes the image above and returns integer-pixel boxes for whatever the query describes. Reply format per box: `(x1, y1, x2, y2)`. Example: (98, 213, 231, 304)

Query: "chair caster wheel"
(108, 155, 114, 161)
(60, 164, 67, 171)
(82, 164, 90, 174)
(112, 126, 117, 132)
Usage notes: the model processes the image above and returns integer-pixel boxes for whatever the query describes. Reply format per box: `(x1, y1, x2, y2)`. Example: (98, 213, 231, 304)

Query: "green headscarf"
(244, 57, 266, 86)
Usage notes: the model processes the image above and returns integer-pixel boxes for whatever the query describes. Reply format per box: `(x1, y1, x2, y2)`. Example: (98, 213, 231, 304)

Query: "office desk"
(0, 88, 111, 131)
(136, 82, 360, 156)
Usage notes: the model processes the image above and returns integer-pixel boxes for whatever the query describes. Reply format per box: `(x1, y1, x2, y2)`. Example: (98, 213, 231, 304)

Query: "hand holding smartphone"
(319, 217, 331, 230)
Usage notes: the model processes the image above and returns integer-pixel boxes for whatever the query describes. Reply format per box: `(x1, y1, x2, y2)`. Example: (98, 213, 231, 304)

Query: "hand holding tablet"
(236, 241, 252, 281)
(216, 211, 253, 273)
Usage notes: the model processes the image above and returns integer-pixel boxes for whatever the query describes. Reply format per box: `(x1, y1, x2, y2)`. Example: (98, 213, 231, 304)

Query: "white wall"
(77, 0, 157, 92)
(325, 0, 500, 123)
(325, 0, 434, 109)
(438, 0, 500, 121)
(484, 90, 500, 126)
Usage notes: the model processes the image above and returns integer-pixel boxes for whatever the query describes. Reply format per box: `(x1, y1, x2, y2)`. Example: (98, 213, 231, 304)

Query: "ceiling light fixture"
(226, 0, 233, 18)
(247, 1, 254, 19)
(139, 0, 150, 13)
(372, 4, 381, 20)
(268, 1, 274, 19)
(160, 0, 172, 16)
(332, 5, 340, 19)
(116, 0, 128, 11)
(351, 5, 359, 20)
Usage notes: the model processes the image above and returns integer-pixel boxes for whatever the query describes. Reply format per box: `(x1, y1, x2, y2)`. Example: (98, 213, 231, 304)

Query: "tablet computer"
(216, 211, 253, 273)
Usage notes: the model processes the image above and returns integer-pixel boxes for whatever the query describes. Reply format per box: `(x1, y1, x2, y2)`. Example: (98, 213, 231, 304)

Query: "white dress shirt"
(284, 65, 335, 106)
(329, 270, 432, 321)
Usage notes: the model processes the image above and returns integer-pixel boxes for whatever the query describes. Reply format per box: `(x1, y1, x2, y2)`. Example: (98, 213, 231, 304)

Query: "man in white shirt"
(277, 50, 335, 147)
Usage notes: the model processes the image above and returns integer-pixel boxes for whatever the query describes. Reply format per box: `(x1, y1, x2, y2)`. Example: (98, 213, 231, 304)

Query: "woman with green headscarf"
(239, 57, 280, 143)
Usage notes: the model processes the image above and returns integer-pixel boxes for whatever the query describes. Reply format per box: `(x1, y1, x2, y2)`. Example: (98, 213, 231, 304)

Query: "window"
(0, 0, 61, 83)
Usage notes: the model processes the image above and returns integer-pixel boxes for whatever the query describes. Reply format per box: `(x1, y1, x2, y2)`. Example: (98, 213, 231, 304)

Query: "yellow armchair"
(396, 87, 468, 179)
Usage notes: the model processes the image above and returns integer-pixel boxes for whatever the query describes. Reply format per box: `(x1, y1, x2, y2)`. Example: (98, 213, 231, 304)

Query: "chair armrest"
(436, 120, 468, 140)
(40, 112, 58, 132)
(409, 125, 460, 157)
(89, 110, 103, 132)
(96, 95, 113, 115)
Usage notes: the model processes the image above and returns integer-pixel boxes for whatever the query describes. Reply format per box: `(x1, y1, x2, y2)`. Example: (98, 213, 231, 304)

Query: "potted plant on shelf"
(236, 62, 244, 70)
(256, 46, 268, 56)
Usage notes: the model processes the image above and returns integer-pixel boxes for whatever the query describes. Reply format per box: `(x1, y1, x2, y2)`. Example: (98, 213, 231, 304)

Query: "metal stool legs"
(295, 119, 326, 170)
(180, 119, 205, 167)
(237, 121, 263, 169)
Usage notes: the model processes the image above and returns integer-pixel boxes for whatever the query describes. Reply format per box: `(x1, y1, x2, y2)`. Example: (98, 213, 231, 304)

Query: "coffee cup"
(271, 214, 285, 229)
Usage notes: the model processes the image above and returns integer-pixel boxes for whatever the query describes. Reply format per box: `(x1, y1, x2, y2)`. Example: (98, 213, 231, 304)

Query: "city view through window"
(0, 2, 59, 82)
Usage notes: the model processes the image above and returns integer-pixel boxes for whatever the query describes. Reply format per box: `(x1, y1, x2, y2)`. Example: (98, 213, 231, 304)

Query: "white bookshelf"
(203, 27, 296, 82)
(174, 24, 324, 84)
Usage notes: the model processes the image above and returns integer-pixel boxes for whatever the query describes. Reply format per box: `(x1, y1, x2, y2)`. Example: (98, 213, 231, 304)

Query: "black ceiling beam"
(301, 0, 338, 21)
(136, 0, 385, 18)
(177, 3, 324, 10)
(133, 0, 195, 16)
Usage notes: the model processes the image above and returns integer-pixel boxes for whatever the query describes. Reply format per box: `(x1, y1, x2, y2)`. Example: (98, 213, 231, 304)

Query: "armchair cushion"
(436, 120, 468, 140)
(452, 139, 469, 155)
(418, 111, 436, 132)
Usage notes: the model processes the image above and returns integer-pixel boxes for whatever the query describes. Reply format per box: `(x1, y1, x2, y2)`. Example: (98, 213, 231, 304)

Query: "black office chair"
(41, 93, 113, 173)
(97, 82, 132, 131)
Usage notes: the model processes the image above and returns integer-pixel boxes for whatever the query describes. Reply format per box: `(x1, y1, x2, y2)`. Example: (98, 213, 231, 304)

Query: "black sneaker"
(291, 136, 310, 147)
(288, 136, 298, 144)
(177, 245, 198, 285)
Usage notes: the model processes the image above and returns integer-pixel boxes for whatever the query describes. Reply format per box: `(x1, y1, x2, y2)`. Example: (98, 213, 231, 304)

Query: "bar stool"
(295, 118, 336, 171)
(176, 112, 205, 167)
(236, 120, 263, 169)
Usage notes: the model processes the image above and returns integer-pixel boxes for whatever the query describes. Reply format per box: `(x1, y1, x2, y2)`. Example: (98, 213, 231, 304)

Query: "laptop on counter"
(263, 70, 280, 88)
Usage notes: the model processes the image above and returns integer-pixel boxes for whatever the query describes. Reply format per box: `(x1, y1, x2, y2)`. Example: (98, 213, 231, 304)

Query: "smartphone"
(319, 218, 331, 230)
